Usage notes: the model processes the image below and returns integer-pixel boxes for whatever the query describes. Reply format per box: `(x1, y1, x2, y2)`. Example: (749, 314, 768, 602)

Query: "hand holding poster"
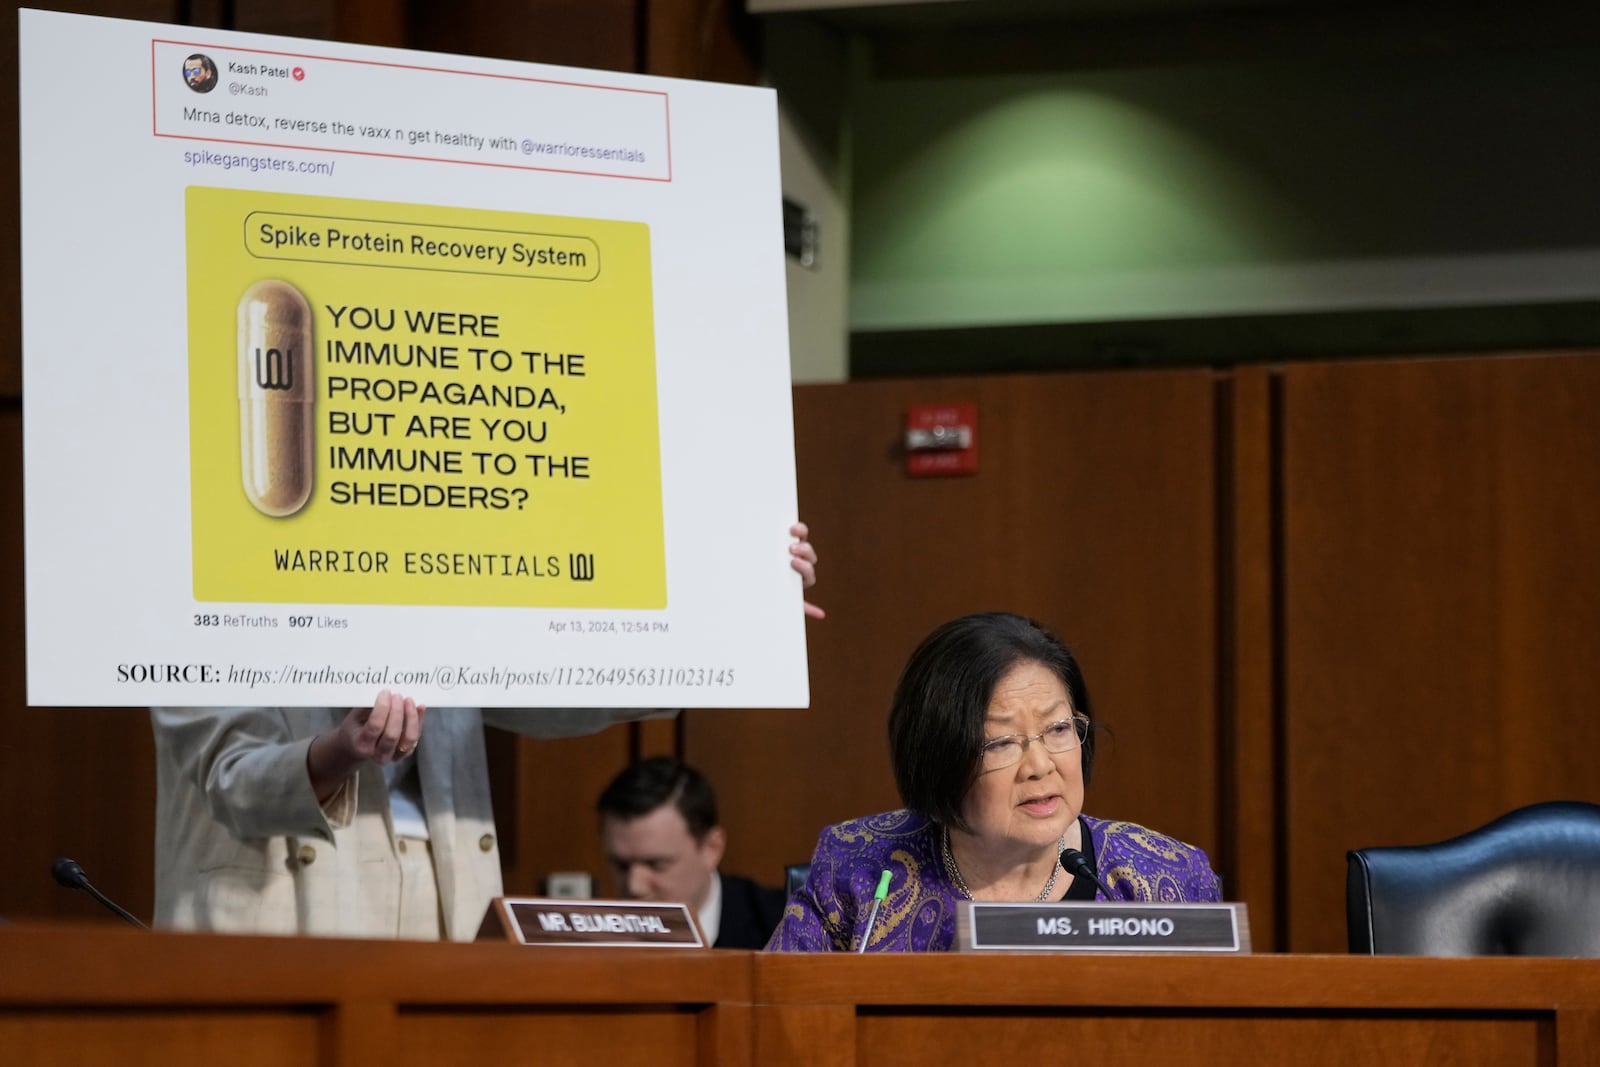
(20, 10, 808, 708)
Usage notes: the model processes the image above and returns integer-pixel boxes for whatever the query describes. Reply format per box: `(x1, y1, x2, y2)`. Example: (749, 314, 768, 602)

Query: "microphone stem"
(1060, 849, 1117, 900)
(84, 882, 146, 928)
(856, 898, 884, 953)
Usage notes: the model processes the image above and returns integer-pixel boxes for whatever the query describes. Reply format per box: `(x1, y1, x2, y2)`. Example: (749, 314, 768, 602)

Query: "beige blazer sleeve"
(151, 707, 353, 840)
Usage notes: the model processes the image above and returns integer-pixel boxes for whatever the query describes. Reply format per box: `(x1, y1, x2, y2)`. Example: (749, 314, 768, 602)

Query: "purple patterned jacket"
(766, 809, 1222, 952)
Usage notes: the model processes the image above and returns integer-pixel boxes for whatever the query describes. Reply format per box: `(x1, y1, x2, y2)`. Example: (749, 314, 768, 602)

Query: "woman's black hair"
(888, 611, 1094, 833)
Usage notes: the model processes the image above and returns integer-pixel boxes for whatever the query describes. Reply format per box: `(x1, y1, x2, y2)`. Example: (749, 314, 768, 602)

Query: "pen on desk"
(856, 869, 893, 953)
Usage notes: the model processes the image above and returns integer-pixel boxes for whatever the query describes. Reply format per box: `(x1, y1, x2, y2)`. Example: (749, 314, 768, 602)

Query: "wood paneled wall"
(0, 412, 159, 923)
(1280, 353, 1600, 952)
(569, 352, 1600, 950)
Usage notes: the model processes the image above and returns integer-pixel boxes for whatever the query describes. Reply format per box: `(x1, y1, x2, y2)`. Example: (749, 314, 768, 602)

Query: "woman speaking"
(768, 611, 1220, 952)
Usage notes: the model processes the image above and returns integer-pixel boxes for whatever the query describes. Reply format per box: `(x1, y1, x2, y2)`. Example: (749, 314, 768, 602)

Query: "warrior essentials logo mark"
(254, 346, 296, 390)
(569, 553, 595, 581)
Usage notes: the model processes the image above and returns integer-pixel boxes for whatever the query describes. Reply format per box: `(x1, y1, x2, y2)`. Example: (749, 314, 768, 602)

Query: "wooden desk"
(6, 926, 1600, 1066)
(0, 924, 750, 1067)
(754, 953, 1600, 1067)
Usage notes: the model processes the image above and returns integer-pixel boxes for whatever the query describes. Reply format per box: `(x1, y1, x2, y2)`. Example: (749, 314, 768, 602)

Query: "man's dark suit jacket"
(714, 871, 787, 949)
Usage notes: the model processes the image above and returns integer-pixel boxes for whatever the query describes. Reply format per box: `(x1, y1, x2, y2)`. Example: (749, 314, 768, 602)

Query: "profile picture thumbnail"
(183, 54, 218, 94)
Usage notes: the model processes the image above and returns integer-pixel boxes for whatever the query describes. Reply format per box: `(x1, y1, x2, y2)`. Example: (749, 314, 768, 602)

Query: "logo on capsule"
(254, 346, 296, 391)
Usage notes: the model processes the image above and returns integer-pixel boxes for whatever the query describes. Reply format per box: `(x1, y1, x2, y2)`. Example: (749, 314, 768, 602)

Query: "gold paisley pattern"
(767, 810, 1221, 952)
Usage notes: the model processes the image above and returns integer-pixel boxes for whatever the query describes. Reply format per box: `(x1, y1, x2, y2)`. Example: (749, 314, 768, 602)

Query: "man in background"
(597, 756, 786, 949)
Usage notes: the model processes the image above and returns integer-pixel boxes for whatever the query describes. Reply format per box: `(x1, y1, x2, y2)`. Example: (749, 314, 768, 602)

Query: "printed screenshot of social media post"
(19, 9, 807, 709)
(155, 38, 670, 181)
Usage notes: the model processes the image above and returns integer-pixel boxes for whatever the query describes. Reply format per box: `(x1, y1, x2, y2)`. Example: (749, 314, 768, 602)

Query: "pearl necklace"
(941, 824, 1066, 903)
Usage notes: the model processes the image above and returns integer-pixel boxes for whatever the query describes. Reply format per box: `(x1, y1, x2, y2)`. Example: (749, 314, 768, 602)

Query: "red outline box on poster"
(151, 38, 673, 182)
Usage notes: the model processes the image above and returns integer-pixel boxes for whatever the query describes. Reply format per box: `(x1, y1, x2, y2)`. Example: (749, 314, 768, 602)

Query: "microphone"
(51, 857, 146, 928)
(1059, 848, 1117, 900)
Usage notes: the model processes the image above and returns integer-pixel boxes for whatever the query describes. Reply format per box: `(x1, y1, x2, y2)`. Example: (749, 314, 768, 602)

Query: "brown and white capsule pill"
(238, 280, 314, 516)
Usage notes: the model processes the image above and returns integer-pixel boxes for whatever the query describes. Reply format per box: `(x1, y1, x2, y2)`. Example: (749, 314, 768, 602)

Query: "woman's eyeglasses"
(978, 714, 1088, 772)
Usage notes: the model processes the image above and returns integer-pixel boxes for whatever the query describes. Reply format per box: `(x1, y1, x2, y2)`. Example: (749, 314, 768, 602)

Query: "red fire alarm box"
(905, 403, 978, 477)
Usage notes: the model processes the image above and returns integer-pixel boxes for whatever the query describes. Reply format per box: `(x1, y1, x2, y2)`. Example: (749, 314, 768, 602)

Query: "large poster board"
(19, 10, 807, 708)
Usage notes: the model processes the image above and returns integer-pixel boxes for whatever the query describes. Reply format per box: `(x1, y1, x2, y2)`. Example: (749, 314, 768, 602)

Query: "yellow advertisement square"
(186, 186, 665, 608)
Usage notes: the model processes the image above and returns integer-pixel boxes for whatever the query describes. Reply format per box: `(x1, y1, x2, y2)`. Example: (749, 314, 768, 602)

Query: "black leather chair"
(1346, 800, 1600, 956)
(784, 863, 811, 899)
